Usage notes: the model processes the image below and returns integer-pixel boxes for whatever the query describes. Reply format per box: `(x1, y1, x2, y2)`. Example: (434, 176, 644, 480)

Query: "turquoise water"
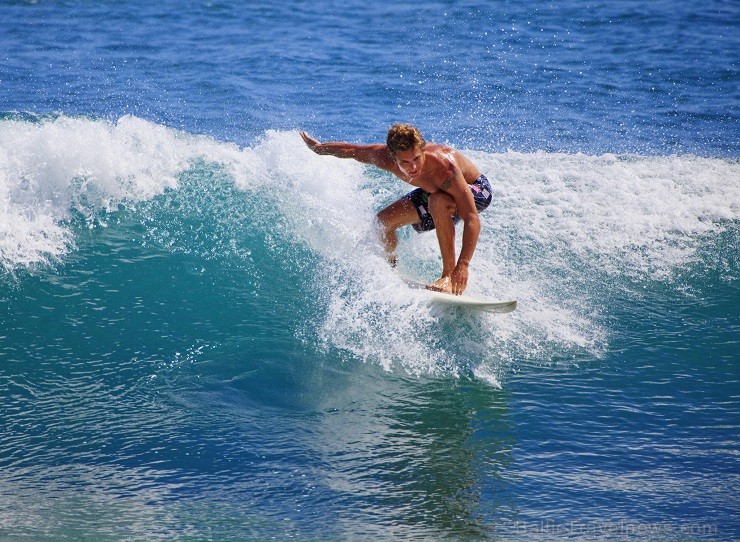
(1, 1, 739, 540)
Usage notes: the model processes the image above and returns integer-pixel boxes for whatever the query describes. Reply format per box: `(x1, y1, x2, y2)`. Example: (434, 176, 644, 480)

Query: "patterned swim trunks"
(404, 174, 493, 233)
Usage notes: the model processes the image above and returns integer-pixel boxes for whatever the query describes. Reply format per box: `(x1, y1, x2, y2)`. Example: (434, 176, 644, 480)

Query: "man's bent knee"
(428, 192, 456, 217)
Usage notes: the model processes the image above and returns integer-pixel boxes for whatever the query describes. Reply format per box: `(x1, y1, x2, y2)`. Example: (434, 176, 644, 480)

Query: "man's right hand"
(300, 131, 322, 153)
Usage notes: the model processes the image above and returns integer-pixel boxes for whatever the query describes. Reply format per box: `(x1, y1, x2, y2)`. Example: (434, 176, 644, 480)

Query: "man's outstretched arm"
(300, 132, 393, 169)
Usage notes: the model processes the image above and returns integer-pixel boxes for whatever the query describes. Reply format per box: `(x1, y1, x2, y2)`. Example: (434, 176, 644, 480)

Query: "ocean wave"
(2, 113, 737, 378)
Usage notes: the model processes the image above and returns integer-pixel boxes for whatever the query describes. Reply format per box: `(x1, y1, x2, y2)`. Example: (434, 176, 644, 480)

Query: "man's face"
(394, 145, 425, 179)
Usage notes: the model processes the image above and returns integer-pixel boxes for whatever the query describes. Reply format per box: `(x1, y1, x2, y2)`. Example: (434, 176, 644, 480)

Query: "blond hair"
(386, 124, 426, 156)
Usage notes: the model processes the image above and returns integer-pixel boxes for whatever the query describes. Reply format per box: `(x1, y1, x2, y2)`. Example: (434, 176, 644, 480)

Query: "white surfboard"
(400, 276, 517, 314)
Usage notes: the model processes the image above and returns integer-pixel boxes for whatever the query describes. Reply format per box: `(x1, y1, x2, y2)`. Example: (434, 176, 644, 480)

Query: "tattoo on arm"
(441, 178, 453, 190)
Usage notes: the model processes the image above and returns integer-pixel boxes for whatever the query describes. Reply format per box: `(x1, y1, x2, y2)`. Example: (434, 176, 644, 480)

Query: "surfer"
(300, 124, 492, 295)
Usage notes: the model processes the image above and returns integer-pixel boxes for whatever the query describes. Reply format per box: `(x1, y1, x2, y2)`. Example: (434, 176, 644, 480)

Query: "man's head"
(386, 124, 426, 156)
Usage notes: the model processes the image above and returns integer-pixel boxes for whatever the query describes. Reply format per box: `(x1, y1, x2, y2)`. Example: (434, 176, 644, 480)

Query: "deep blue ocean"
(1, 1, 738, 540)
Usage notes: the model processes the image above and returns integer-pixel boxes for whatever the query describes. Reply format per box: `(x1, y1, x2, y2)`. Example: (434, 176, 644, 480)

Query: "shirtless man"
(300, 124, 492, 295)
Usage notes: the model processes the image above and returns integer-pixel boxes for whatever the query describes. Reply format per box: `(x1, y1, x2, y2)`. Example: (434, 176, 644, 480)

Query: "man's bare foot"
(426, 276, 453, 293)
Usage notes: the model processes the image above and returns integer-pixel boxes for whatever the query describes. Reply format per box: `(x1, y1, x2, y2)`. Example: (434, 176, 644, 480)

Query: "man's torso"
(389, 144, 481, 192)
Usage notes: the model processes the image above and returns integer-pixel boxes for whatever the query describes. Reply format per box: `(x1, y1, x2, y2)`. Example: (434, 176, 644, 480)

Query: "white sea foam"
(0, 114, 241, 271)
(474, 150, 740, 280)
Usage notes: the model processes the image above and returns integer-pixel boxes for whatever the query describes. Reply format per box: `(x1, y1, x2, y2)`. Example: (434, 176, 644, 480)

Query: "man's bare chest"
(404, 176, 440, 192)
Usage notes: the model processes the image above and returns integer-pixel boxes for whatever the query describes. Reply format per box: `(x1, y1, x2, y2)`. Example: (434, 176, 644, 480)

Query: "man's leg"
(426, 191, 457, 292)
(376, 197, 419, 265)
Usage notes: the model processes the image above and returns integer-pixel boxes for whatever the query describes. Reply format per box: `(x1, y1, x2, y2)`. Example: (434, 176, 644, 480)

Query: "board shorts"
(404, 174, 492, 233)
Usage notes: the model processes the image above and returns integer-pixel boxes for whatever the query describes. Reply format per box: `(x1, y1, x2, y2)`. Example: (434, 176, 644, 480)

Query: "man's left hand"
(451, 262, 469, 295)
